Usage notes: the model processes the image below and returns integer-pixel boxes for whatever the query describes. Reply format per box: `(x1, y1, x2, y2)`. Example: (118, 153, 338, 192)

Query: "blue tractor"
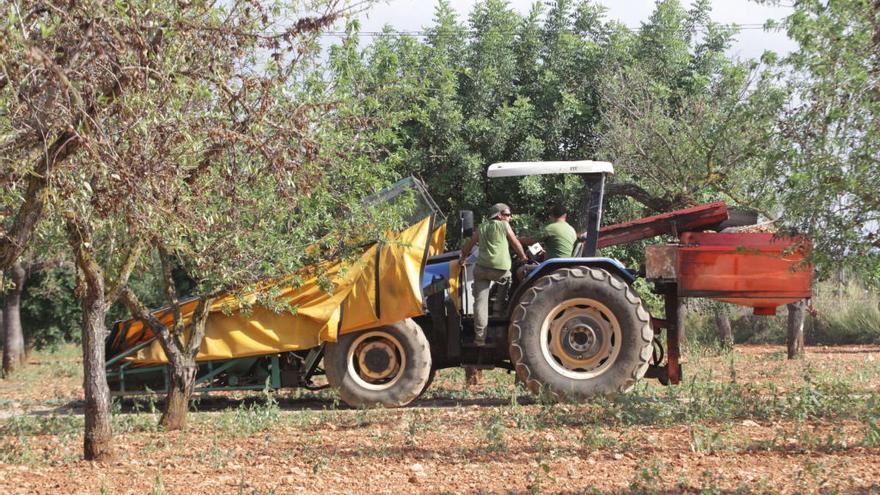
(324, 161, 654, 406)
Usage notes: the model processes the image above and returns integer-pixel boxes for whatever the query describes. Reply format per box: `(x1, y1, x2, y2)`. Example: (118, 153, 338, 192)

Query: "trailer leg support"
(663, 284, 682, 385)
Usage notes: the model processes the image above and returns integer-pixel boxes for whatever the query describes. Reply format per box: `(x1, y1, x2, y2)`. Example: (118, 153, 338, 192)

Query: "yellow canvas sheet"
(119, 216, 441, 365)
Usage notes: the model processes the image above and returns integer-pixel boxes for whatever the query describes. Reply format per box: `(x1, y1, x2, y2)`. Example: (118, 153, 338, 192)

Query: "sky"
(352, 0, 798, 60)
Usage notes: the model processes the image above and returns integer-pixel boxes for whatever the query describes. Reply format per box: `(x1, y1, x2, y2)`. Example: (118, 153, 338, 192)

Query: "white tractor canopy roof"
(487, 161, 614, 178)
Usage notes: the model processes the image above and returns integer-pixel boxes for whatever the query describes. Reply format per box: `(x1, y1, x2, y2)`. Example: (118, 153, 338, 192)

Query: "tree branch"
(187, 296, 214, 359)
(605, 182, 676, 212)
(118, 287, 178, 361)
(106, 239, 144, 304)
(157, 243, 186, 351)
(62, 211, 105, 297)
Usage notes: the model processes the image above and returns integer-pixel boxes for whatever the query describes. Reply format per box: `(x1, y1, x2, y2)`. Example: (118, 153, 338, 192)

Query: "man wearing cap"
(459, 203, 527, 346)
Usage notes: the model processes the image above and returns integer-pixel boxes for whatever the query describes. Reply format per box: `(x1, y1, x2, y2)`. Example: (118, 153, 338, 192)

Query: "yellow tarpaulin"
(113, 216, 442, 365)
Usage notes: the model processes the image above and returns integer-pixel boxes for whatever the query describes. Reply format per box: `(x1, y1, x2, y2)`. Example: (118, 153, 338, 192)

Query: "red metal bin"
(676, 232, 812, 315)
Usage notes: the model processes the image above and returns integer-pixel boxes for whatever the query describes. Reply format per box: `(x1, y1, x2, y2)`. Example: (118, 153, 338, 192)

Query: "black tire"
(508, 266, 652, 401)
(419, 368, 437, 397)
(325, 319, 431, 408)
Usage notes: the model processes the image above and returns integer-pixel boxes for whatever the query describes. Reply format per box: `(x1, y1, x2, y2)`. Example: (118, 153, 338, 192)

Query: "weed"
(580, 426, 618, 451)
(862, 415, 880, 447)
(312, 455, 329, 474)
(478, 412, 506, 452)
(151, 471, 164, 495)
(404, 410, 425, 447)
(628, 458, 665, 495)
(526, 442, 554, 495)
(689, 424, 726, 453)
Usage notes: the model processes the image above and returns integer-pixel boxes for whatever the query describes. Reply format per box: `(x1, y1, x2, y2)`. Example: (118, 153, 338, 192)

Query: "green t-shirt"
(477, 219, 511, 271)
(542, 221, 577, 259)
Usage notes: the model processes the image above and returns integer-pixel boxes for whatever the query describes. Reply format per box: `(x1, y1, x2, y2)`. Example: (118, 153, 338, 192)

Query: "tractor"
(106, 161, 811, 407)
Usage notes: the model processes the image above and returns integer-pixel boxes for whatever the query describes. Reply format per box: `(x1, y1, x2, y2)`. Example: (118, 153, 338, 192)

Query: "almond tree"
(2, 0, 378, 459)
(770, 0, 880, 276)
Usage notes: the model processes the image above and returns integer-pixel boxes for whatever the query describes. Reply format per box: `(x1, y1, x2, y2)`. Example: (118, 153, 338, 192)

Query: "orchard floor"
(2, 344, 880, 494)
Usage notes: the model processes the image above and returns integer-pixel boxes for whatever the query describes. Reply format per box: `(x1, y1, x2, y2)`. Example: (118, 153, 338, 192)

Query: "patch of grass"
(112, 399, 159, 434)
(0, 435, 38, 464)
(215, 390, 280, 437)
(1, 413, 81, 437)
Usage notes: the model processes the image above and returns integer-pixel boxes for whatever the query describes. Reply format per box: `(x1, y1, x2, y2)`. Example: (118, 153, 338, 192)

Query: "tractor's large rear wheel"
(325, 319, 431, 408)
(508, 266, 652, 401)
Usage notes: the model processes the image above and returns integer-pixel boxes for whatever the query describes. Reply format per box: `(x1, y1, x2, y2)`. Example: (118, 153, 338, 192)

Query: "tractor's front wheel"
(325, 319, 431, 408)
(508, 266, 652, 401)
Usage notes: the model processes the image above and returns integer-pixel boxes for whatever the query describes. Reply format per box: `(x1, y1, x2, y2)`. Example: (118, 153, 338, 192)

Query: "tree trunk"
(786, 299, 806, 360)
(161, 360, 197, 430)
(3, 262, 27, 376)
(464, 366, 482, 387)
(65, 215, 114, 461)
(714, 307, 733, 348)
(80, 282, 113, 460)
(121, 283, 213, 432)
(678, 298, 687, 344)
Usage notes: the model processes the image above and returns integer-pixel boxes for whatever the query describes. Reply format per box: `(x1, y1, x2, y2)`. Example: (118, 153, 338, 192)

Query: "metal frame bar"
(106, 336, 159, 367)
(110, 354, 289, 395)
(581, 173, 606, 257)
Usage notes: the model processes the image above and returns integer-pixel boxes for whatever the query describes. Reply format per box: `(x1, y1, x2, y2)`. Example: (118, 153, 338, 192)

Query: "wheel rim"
(539, 298, 622, 380)
(346, 330, 406, 391)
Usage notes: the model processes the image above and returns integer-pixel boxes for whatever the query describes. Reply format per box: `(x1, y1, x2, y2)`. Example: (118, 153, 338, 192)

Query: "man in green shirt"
(541, 204, 577, 259)
(460, 203, 527, 346)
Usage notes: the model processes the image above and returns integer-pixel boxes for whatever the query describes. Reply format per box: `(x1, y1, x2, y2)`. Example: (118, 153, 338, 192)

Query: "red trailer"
(595, 202, 812, 385)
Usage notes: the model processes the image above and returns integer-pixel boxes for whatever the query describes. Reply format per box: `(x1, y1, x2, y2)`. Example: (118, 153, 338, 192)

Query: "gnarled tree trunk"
(65, 215, 120, 461)
(3, 261, 27, 376)
(80, 284, 113, 460)
(121, 281, 213, 431)
(163, 360, 198, 430)
(786, 299, 806, 360)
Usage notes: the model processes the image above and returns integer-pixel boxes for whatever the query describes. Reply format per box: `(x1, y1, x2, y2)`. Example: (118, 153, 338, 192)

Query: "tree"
(595, 0, 786, 219)
(1, 255, 67, 375)
(769, 0, 880, 274)
(2, 0, 375, 459)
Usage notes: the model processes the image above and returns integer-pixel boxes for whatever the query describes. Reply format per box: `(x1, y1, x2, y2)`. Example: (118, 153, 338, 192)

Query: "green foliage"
(19, 266, 81, 349)
(770, 0, 880, 275)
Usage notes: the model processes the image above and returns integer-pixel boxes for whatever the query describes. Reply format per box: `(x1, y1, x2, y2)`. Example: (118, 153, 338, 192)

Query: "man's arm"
(459, 231, 479, 264)
(506, 223, 528, 261)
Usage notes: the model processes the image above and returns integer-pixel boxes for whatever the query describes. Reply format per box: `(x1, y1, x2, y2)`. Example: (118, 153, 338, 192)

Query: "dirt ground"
(2, 344, 880, 494)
